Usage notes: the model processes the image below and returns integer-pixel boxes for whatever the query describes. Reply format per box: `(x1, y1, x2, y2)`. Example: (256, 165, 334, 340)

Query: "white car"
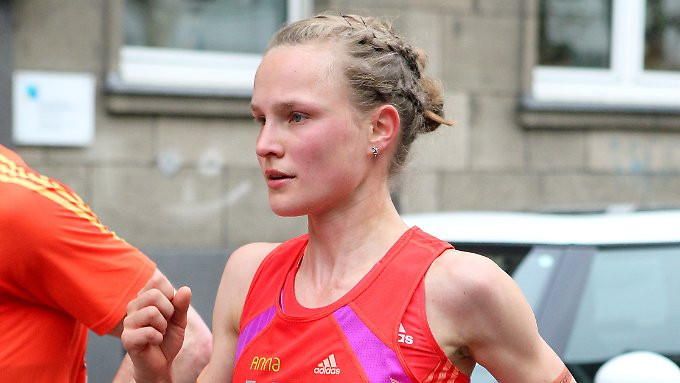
(403, 209, 680, 383)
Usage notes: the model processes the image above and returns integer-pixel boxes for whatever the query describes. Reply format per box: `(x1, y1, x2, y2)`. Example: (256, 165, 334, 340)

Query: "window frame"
(112, 0, 313, 97)
(531, 0, 680, 108)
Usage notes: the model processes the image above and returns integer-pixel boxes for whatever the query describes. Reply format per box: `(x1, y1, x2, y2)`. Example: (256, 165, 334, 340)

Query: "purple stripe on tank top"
(235, 305, 276, 362)
(333, 305, 413, 383)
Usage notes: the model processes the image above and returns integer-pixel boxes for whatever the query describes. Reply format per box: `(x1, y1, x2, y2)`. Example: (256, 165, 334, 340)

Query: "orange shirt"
(0, 145, 156, 382)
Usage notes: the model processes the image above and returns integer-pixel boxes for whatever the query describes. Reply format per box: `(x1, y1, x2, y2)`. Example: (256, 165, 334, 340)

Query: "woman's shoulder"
(429, 248, 505, 283)
(221, 234, 308, 292)
(231, 242, 283, 261)
(214, 242, 283, 328)
(223, 242, 282, 285)
(227, 234, 307, 273)
(425, 249, 520, 321)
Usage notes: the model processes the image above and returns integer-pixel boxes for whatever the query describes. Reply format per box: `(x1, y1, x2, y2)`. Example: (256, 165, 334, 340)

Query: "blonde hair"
(267, 12, 452, 175)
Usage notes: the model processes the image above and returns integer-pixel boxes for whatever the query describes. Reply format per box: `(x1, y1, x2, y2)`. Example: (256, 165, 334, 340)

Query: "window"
(116, 0, 312, 95)
(455, 244, 532, 275)
(511, 246, 560, 311)
(563, 245, 680, 366)
(532, 0, 680, 107)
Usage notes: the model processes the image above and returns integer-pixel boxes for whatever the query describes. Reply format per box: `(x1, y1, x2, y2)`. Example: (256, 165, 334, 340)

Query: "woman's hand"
(121, 285, 192, 383)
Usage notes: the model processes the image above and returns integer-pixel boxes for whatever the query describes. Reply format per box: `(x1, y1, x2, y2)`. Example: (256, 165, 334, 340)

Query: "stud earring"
(371, 147, 379, 158)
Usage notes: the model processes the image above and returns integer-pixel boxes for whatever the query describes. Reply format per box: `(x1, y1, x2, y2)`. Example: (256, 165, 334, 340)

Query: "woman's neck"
(295, 191, 408, 306)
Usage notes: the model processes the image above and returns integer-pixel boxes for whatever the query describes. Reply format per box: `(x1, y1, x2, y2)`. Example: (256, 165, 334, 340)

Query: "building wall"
(10, 0, 680, 252)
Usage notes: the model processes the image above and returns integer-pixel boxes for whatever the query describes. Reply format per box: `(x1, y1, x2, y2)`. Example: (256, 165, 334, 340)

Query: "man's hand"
(121, 286, 192, 383)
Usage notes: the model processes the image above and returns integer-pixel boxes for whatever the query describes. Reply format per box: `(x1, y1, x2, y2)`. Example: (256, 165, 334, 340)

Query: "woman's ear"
(369, 104, 400, 155)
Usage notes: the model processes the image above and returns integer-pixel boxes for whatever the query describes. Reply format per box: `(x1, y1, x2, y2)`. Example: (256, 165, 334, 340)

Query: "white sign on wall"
(12, 70, 95, 147)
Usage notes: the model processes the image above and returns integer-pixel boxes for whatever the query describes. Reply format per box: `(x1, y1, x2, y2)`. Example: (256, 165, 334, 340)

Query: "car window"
(454, 244, 532, 275)
(512, 247, 561, 311)
(563, 245, 680, 367)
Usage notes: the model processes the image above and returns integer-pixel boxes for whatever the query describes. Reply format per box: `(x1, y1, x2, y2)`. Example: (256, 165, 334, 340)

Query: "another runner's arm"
(197, 242, 279, 382)
(434, 251, 576, 383)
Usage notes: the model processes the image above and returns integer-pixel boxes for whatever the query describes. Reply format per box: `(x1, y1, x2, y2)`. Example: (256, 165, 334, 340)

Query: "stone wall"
(10, 0, 680, 252)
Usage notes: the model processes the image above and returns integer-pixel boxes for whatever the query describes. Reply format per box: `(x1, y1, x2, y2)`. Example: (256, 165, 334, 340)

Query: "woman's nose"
(255, 124, 284, 158)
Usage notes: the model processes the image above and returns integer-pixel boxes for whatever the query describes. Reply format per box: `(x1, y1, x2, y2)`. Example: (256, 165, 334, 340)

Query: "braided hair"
(266, 12, 453, 175)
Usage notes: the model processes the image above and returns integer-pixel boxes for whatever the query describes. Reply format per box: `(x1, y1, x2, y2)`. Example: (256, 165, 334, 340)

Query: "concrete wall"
(8, 0, 680, 381)
(10, 0, 680, 248)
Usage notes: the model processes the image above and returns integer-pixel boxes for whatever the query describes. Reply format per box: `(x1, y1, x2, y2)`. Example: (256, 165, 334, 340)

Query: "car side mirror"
(595, 351, 680, 383)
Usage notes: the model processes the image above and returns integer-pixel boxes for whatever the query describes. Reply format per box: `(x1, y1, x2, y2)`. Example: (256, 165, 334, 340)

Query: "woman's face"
(251, 43, 372, 217)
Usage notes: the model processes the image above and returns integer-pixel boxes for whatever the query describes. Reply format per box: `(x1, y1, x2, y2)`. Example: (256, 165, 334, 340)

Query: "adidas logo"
(397, 323, 414, 345)
(313, 354, 341, 375)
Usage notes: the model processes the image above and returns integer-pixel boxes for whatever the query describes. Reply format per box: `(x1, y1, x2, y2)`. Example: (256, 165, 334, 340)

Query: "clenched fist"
(121, 285, 192, 383)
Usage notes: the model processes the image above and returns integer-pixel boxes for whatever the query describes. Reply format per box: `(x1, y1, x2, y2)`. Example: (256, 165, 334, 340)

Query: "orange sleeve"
(0, 145, 27, 167)
(5, 173, 156, 336)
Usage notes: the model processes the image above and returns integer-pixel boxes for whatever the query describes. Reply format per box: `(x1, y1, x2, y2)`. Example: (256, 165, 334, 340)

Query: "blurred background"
(2, 0, 679, 381)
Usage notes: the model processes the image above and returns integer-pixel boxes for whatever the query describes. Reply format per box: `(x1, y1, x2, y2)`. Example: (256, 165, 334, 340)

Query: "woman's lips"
(265, 169, 294, 188)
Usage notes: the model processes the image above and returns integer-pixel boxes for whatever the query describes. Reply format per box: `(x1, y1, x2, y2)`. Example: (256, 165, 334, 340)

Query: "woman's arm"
(427, 250, 576, 383)
(197, 242, 279, 382)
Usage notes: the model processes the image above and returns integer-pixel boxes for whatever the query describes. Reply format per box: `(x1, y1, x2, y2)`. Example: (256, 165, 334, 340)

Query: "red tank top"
(232, 227, 470, 383)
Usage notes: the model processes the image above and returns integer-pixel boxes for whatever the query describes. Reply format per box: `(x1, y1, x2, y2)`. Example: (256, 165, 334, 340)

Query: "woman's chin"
(269, 203, 306, 218)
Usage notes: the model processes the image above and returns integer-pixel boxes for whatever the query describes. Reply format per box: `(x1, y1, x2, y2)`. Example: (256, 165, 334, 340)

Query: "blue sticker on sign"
(26, 84, 38, 99)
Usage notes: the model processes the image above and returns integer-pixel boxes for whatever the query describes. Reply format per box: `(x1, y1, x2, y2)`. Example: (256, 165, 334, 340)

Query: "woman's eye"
(290, 112, 307, 123)
(254, 116, 266, 126)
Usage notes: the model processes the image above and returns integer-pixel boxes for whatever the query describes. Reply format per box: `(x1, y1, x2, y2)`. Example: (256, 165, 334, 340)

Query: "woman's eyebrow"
(252, 100, 309, 114)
